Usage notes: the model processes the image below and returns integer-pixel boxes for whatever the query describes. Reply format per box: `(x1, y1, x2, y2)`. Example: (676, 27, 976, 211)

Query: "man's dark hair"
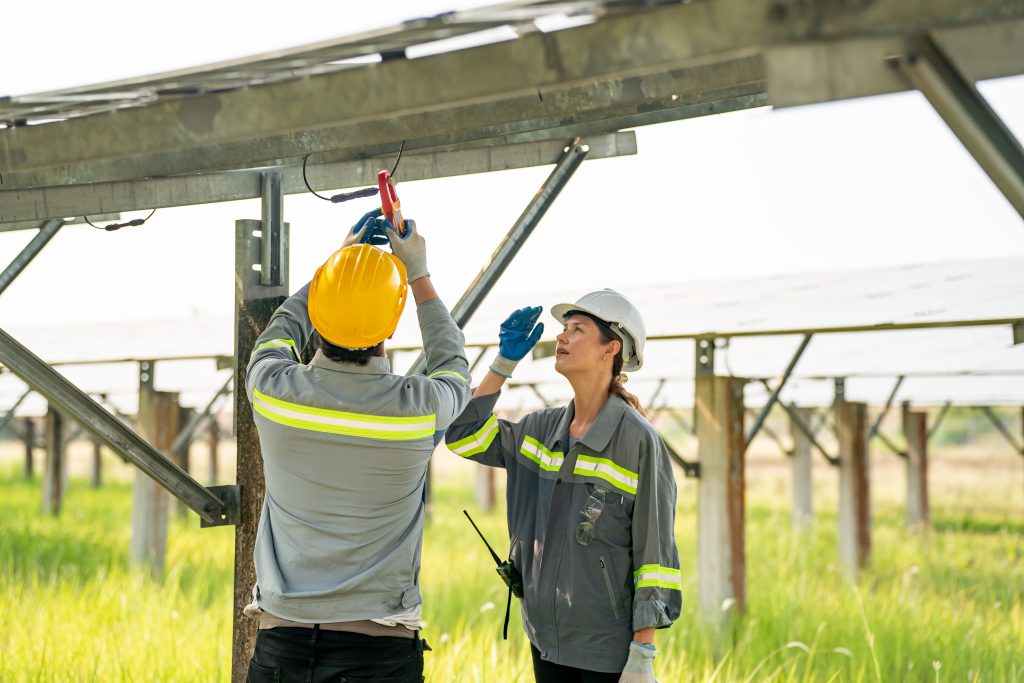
(320, 338, 384, 366)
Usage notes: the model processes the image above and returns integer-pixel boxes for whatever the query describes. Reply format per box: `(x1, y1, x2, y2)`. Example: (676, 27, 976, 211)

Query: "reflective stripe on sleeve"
(252, 389, 435, 440)
(447, 415, 499, 458)
(573, 454, 638, 495)
(428, 370, 471, 383)
(251, 338, 300, 362)
(633, 564, 682, 591)
(519, 436, 564, 472)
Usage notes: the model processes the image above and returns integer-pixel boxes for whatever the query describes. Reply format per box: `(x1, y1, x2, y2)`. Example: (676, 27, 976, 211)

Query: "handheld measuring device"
(377, 170, 405, 237)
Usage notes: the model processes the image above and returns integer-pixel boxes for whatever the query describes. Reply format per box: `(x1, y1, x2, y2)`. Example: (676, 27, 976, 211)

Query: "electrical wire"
(84, 209, 156, 232)
(302, 140, 406, 203)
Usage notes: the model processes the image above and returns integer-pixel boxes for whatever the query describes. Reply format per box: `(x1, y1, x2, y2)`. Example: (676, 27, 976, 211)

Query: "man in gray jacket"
(243, 210, 471, 682)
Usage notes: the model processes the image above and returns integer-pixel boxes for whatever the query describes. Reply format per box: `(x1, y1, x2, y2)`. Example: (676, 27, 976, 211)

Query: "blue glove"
(342, 208, 390, 248)
(499, 306, 545, 361)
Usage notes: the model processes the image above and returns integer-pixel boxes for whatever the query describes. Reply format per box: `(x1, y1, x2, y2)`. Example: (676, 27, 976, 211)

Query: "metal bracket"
(259, 171, 285, 286)
(695, 337, 715, 377)
(834, 378, 846, 402)
(200, 485, 242, 528)
(139, 360, 155, 390)
(1013, 321, 1024, 346)
(891, 33, 1024, 219)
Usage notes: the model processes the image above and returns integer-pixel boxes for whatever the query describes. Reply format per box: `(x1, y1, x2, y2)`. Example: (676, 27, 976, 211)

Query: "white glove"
(618, 642, 657, 683)
(386, 219, 429, 281)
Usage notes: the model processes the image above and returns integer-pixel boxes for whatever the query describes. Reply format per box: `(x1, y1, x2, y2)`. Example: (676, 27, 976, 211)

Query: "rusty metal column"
(695, 340, 747, 632)
(232, 171, 289, 683)
(836, 399, 870, 579)
(208, 417, 220, 485)
(42, 405, 65, 515)
(903, 405, 930, 529)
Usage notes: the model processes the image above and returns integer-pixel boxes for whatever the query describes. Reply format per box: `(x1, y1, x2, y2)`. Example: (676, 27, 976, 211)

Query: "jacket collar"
(310, 349, 392, 374)
(553, 393, 627, 453)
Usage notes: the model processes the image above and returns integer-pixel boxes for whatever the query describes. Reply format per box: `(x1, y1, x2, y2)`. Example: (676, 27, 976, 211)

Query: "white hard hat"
(551, 289, 647, 371)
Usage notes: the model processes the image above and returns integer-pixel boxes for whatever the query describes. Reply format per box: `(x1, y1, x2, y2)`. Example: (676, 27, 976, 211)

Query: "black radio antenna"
(463, 510, 502, 567)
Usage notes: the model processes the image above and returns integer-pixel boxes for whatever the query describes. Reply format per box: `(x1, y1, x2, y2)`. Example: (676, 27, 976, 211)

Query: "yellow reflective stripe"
(252, 338, 299, 362)
(573, 454, 638, 495)
(428, 370, 470, 383)
(633, 564, 682, 590)
(519, 436, 564, 472)
(448, 415, 499, 458)
(252, 389, 435, 440)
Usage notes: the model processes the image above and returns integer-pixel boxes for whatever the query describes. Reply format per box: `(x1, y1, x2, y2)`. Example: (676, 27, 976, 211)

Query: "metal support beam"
(0, 327, 231, 524)
(977, 406, 1024, 455)
(170, 374, 233, 460)
(927, 401, 953, 443)
(259, 172, 284, 286)
(875, 430, 908, 459)
(646, 379, 667, 416)
(406, 138, 589, 376)
(771, 391, 838, 466)
(868, 376, 905, 440)
(1, 133, 632, 223)
(0, 388, 31, 434)
(467, 346, 490, 376)
(745, 408, 790, 458)
(892, 32, 1024, 219)
(745, 334, 811, 450)
(0, 219, 64, 295)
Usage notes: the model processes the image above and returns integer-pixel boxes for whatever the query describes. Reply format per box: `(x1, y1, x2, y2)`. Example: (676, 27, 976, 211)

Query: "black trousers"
(247, 626, 426, 683)
(530, 646, 620, 683)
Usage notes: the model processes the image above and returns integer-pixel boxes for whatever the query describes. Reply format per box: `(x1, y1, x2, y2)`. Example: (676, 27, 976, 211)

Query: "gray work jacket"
(445, 392, 681, 673)
(245, 283, 471, 623)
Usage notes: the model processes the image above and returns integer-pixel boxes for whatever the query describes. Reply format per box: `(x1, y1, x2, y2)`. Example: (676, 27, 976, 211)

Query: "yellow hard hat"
(308, 244, 408, 349)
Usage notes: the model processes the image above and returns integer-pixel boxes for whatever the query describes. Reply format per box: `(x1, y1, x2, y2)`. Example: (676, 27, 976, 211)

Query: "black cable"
(84, 208, 156, 232)
(302, 140, 406, 203)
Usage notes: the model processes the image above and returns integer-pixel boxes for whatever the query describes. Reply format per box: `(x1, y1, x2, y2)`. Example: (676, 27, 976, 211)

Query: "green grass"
(1, 465, 1022, 682)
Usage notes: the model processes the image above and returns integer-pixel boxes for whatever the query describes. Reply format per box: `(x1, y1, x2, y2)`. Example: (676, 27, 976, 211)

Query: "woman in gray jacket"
(445, 289, 681, 683)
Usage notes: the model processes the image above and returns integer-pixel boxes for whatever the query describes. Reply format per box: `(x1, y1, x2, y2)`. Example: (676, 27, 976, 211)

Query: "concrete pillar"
(232, 211, 289, 683)
(175, 406, 195, 517)
(91, 436, 102, 489)
(836, 400, 870, 579)
(903, 408, 929, 528)
(130, 362, 180, 578)
(42, 407, 66, 515)
(790, 407, 813, 529)
(696, 374, 747, 627)
(23, 416, 35, 478)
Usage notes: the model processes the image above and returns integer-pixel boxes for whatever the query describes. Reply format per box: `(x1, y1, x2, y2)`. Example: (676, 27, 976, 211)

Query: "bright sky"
(1, 2, 1022, 368)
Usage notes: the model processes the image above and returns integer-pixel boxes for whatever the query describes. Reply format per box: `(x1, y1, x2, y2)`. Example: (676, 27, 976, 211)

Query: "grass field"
(0, 440, 1022, 682)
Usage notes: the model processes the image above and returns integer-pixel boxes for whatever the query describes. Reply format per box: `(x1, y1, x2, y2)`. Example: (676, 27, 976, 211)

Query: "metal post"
(0, 389, 31, 434)
(790, 407, 813, 529)
(696, 370, 746, 631)
(868, 376, 905, 440)
(42, 405, 65, 516)
(978, 406, 1024, 455)
(927, 401, 953, 443)
(892, 33, 1024, 218)
(232, 184, 290, 682)
(0, 219, 64, 296)
(745, 334, 812, 450)
(208, 417, 220, 485)
(903, 408, 930, 528)
(130, 363, 180, 578)
(91, 436, 102, 488)
(0, 326, 231, 524)
(836, 400, 870, 579)
(23, 417, 35, 477)
(405, 138, 589, 376)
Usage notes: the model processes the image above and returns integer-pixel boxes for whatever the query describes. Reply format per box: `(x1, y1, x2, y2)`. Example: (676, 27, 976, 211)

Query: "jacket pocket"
(599, 556, 621, 621)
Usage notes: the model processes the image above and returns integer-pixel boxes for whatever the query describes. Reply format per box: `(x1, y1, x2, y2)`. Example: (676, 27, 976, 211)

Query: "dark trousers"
(247, 626, 426, 683)
(530, 646, 620, 683)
